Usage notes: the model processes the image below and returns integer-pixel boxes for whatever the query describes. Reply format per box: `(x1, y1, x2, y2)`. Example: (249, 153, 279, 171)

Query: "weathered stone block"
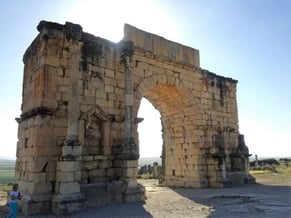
(74, 171, 82, 181)
(123, 185, 145, 203)
(52, 193, 87, 215)
(57, 161, 81, 172)
(20, 196, 51, 216)
(88, 169, 105, 178)
(59, 182, 80, 194)
(56, 171, 74, 182)
(26, 160, 48, 173)
(83, 161, 99, 170)
(99, 160, 112, 169)
(106, 168, 115, 177)
(115, 167, 137, 178)
(28, 172, 47, 182)
(113, 160, 138, 168)
(28, 182, 52, 194)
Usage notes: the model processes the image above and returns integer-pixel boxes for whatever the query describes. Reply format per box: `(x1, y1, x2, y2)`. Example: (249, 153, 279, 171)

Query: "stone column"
(124, 55, 133, 141)
(62, 52, 82, 157)
(52, 50, 87, 214)
(113, 42, 145, 203)
(120, 42, 139, 160)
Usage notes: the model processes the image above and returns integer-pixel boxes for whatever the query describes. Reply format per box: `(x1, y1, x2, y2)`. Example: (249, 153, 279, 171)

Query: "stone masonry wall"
(16, 21, 253, 215)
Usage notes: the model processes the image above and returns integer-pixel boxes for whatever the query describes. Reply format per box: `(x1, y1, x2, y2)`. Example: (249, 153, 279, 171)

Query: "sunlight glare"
(66, 0, 181, 42)
(138, 98, 163, 158)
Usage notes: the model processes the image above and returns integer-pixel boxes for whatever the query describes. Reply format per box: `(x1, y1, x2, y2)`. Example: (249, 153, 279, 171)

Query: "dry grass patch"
(250, 161, 291, 186)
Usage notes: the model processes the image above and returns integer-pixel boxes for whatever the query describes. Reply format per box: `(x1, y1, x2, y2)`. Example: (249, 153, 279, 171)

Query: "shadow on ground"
(1, 181, 290, 218)
(173, 183, 291, 218)
(3, 201, 152, 218)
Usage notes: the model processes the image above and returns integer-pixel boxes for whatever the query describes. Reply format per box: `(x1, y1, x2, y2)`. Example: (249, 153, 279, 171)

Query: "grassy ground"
(0, 159, 15, 185)
(0, 159, 15, 208)
(250, 161, 291, 186)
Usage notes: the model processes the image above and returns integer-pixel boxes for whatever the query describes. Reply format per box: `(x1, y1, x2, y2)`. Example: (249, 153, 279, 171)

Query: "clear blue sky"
(0, 0, 290, 159)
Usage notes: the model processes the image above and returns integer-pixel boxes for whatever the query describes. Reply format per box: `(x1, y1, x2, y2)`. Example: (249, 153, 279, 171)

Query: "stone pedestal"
(52, 193, 87, 215)
(19, 194, 52, 216)
(123, 179, 146, 203)
(52, 135, 87, 214)
(79, 179, 145, 208)
(52, 159, 88, 214)
(113, 138, 145, 203)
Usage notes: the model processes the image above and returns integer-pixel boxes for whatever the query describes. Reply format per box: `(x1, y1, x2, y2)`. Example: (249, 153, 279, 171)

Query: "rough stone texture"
(15, 20, 253, 215)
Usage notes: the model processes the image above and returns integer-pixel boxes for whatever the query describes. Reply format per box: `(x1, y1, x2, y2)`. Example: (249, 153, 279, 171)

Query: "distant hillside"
(0, 159, 15, 165)
(248, 156, 291, 161)
(0, 156, 15, 160)
(0, 159, 16, 184)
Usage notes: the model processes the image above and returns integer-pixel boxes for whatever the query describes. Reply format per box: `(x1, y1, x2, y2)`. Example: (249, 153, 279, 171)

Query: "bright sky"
(0, 0, 290, 159)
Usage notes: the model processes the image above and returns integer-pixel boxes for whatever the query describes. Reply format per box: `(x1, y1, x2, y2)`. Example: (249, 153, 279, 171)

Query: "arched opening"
(138, 98, 162, 158)
(137, 98, 162, 177)
(134, 77, 204, 187)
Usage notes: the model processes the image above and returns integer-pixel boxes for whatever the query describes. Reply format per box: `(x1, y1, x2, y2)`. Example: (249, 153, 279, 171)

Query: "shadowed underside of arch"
(135, 77, 206, 187)
(131, 50, 251, 187)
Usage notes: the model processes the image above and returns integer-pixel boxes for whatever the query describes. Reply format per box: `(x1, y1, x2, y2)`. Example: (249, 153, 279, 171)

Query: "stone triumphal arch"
(16, 21, 254, 215)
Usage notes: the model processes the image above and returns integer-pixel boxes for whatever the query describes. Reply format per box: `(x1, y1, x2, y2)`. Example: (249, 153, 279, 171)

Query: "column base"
(123, 185, 146, 203)
(19, 194, 52, 216)
(52, 193, 87, 215)
(226, 172, 255, 185)
(246, 174, 256, 184)
(80, 179, 146, 208)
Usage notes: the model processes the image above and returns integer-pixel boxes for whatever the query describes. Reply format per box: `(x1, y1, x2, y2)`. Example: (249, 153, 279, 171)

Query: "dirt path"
(1, 177, 291, 218)
(141, 178, 291, 218)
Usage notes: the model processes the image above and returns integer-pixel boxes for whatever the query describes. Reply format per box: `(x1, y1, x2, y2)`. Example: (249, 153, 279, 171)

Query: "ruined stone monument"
(15, 21, 254, 215)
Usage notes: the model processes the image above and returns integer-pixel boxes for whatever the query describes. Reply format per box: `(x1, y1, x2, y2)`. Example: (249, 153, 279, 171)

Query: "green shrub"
(141, 173, 154, 179)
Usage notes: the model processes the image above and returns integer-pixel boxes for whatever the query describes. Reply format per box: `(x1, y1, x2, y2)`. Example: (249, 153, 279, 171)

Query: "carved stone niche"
(81, 107, 111, 155)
